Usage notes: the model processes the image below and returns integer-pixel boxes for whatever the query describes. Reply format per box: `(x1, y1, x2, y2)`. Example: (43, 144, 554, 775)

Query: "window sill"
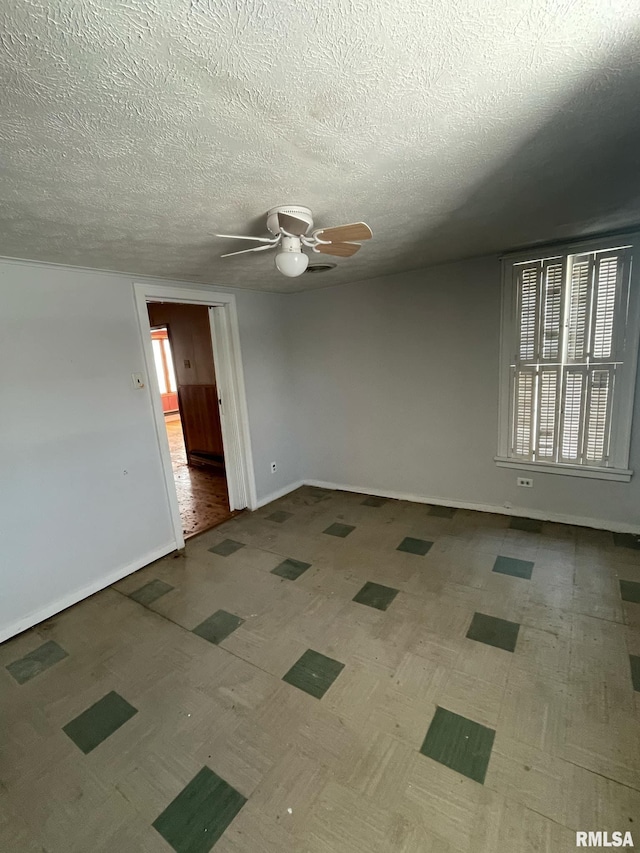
(494, 457, 633, 482)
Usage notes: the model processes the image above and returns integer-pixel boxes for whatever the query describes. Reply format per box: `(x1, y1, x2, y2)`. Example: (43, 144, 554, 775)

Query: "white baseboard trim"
(254, 480, 305, 509)
(304, 479, 640, 535)
(0, 542, 176, 644)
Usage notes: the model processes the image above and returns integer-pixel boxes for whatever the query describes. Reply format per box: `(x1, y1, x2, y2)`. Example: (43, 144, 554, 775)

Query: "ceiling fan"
(216, 205, 372, 277)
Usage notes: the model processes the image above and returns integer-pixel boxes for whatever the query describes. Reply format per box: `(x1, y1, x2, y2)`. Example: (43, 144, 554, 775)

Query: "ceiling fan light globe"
(275, 251, 309, 277)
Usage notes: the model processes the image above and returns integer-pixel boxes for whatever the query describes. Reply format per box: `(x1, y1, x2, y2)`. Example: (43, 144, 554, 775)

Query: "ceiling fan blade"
(216, 233, 278, 243)
(316, 242, 361, 258)
(314, 222, 372, 243)
(221, 243, 277, 258)
(277, 213, 309, 236)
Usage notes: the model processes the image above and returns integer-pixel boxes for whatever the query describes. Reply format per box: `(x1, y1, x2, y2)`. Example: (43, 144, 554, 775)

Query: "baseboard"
(304, 479, 640, 535)
(254, 480, 305, 509)
(0, 542, 176, 644)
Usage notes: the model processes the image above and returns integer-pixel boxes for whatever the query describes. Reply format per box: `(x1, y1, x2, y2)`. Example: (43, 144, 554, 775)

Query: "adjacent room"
(146, 302, 234, 537)
(1, 1, 639, 852)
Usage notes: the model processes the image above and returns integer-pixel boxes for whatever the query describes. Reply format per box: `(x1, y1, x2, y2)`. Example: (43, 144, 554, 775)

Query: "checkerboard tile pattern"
(2, 485, 638, 852)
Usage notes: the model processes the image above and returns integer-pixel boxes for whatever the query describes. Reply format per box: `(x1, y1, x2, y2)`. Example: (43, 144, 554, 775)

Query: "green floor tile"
(192, 610, 244, 645)
(361, 496, 387, 507)
(352, 581, 399, 611)
(283, 649, 345, 699)
(613, 533, 640, 550)
(266, 510, 293, 523)
(620, 580, 640, 604)
(630, 655, 640, 692)
(397, 536, 433, 556)
(153, 766, 246, 853)
(509, 517, 542, 533)
(466, 612, 520, 653)
(420, 706, 495, 784)
(6, 640, 68, 685)
(428, 505, 456, 518)
(492, 555, 534, 580)
(208, 539, 245, 557)
(63, 691, 137, 754)
(129, 578, 174, 606)
(308, 487, 332, 502)
(323, 522, 355, 538)
(271, 557, 311, 581)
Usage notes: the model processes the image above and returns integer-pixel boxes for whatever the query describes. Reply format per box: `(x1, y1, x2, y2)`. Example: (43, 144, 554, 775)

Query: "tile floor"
(2, 486, 640, 852)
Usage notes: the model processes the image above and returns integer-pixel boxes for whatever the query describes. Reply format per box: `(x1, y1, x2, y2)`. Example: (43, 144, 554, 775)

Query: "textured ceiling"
(1, 0, 640, 293)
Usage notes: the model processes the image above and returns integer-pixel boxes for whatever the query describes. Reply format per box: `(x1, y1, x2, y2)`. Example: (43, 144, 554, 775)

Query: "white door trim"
(133, 283, 257, 550)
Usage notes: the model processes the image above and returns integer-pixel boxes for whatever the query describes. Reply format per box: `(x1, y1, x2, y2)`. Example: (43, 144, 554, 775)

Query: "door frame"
(134, 283, 258, 549)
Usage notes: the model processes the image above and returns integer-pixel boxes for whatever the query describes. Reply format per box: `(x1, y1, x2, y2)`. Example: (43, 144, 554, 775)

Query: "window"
(151, 328, 177, 396)
(496, 234, 640, 481)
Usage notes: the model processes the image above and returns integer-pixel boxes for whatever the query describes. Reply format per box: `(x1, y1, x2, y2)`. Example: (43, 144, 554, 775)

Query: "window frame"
(496, 232, 640, 482)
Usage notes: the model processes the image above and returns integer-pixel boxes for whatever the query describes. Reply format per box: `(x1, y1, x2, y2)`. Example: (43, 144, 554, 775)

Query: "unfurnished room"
(1, 1, 639, 851)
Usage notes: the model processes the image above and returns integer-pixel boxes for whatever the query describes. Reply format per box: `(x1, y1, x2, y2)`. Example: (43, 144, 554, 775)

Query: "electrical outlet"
(270, 462, 277, 473)
(517, 477, 533, 488)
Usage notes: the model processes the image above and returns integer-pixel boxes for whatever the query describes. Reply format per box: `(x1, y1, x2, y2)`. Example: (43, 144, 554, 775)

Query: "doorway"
(134, 283, 257, 551)
(147, 310, 233, 538)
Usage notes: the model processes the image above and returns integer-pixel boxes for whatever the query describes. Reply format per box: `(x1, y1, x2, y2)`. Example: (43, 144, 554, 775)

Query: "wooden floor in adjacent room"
(1, 486, 639, 852)
(165, 415, 234, 538)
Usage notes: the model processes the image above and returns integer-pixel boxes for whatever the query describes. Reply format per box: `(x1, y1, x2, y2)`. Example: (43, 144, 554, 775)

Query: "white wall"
(0, 259, 299, 641)
(288, 257, 640, 531)
(2, 251, 637, 642)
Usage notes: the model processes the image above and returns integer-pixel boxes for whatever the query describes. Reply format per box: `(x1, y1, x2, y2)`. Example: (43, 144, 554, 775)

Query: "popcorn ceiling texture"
(1, 0, 640, 292)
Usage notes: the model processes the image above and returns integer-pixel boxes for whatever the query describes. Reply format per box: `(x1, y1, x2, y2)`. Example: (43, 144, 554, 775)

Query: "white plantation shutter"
(536, 368, 560, 459)
(566, 255, 592, 361)
(517, 264, 539, 361)
(541, 261, 564, 360)
(499, 239, 637, 476)
(584, 368, 612, 462)
(559, 369, 586, 462)
(591, 254, 620, 360)
(513, 369, 535, 457)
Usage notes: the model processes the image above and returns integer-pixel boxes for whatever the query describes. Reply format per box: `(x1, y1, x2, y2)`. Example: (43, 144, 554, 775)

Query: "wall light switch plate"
(131, 373, 145, 389)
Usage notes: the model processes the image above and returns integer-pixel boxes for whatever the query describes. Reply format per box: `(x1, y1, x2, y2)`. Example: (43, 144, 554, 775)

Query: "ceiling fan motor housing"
(266, 205, 313, 236)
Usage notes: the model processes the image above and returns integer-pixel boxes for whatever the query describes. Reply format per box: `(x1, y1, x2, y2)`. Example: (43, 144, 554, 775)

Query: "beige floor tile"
(249, 748, 332, 832)
(412, 629, 465, 668)
(473, 795, 577, 853)
(485, 736, 572, 825)
(559, 712, 640, 789)
(436, 669, 505, 728)
(220, 625, 310, 677)
(334, 727, 416, 809)
(392, 651, 450, 701)
(398, 752, 499, 851)
(512, 623, 571, 682)
(367, 684, 434, 748)
(497, 666, 567, 753)
(322, 662, 381, 724)
(214, 803, 308, 853)
(455, 637, 514, 688)
(306, 779, 411, 853)
(293, 702, 366, 770)
(565, 762, 640, 831)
